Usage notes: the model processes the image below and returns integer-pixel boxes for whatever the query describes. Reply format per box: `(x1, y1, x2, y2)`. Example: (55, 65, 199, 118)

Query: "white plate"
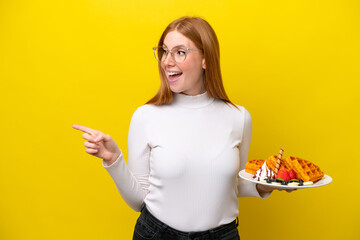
(239, 169, 332, 189)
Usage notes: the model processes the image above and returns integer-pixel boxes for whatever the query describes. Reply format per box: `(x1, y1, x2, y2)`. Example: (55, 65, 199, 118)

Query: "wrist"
(256, 183, 274, 194)
(104, 151, 121, 166)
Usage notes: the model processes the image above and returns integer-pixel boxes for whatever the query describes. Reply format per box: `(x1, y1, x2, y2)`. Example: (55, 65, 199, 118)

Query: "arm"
(102, 107, 150, 211)
(237, 108, 272, 199)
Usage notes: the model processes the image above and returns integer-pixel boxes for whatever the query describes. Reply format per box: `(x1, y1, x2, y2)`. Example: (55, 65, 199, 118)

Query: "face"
(161, 30, 206, 96)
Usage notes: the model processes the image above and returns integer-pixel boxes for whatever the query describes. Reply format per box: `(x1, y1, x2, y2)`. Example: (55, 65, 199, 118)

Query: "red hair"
(146, 16, 239, 110)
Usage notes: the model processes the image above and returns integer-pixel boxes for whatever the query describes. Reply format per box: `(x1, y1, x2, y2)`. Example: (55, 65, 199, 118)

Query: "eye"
(176, 50, 186, 56)
(161, 48, 169, 54)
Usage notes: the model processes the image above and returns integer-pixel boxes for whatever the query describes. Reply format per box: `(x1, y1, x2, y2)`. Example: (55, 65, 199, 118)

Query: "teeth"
(168, 72, 182, 76)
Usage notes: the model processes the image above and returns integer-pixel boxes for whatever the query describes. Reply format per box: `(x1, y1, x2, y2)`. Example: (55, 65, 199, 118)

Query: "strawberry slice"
(289, 169, 297, 180)
(276, 168, 291, 182)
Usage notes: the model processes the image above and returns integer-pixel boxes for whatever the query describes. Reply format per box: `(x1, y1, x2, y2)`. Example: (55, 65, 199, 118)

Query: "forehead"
(163, 30, 195, 49)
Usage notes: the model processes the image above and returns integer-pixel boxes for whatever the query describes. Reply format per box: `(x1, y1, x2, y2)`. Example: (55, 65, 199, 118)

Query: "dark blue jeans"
(133, 205, 240, 240)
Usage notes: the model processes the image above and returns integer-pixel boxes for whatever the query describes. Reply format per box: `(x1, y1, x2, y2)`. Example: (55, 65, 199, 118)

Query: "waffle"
(266, 155, 290, 171)
(245, 159, 265, 174)
(284, 156, 324, 182)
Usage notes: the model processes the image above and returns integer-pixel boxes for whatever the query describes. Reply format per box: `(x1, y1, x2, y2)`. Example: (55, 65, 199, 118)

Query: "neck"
(172, 91, 214, 108)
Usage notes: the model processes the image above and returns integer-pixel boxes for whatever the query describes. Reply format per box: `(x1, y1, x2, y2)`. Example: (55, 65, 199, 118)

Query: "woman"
(73, 16, 275, 240)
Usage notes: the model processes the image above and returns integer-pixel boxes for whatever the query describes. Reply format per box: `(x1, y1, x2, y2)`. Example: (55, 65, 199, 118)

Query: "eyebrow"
(162, 44, 188, 49)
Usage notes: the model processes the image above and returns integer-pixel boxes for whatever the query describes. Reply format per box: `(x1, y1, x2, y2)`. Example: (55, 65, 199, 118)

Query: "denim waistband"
(139, 205, 239, 239)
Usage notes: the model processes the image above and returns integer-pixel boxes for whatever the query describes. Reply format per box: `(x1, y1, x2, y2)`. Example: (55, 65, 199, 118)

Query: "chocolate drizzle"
(256, 167, 263, 181)
(266, 167, 274, 179)
(254, 161, 274, 181)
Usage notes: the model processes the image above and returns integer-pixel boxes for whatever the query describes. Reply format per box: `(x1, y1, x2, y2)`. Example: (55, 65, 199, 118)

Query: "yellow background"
(1, 0, 359, 239)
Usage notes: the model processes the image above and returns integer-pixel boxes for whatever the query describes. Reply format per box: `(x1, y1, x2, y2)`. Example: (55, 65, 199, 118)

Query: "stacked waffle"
(245, 159, 265, 174)
(246, 155, 324, 183)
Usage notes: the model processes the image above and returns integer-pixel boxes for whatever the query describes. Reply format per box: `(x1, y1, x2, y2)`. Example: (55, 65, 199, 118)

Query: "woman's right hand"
(72, 124, 121, 165)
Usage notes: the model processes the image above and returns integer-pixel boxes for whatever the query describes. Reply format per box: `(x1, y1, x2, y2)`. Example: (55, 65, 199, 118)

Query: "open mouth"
(167, 72, 183, 82)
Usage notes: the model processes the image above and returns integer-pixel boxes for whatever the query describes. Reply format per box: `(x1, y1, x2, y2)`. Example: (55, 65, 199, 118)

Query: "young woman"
(73, 16, 275, 240)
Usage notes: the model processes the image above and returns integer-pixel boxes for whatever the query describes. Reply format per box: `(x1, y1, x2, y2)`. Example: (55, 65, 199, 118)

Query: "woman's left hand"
(256, 184, 297, 193)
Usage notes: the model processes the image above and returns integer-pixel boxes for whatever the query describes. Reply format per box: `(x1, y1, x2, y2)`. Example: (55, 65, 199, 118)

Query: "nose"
(163, 53, 176, 66)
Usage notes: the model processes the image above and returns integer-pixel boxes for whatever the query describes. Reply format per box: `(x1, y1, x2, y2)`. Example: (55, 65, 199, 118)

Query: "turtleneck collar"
(172, 91, 215, 108)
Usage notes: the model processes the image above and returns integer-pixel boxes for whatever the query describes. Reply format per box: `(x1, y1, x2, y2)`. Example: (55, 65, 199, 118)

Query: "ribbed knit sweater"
(103, 91, 270, 232)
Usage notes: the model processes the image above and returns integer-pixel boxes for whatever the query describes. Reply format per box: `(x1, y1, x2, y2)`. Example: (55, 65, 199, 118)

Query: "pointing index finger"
(72, 124, 95, 136)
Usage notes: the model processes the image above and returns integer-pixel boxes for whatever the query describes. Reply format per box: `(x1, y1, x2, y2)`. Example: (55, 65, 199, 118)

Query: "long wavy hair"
(146, 16, 238, 110)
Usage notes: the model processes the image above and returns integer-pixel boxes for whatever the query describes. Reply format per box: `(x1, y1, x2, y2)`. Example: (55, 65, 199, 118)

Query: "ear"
(202, 58, 206, 69)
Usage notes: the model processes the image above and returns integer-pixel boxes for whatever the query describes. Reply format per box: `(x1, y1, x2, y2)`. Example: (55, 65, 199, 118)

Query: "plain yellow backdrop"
(1, 0, 359, 239)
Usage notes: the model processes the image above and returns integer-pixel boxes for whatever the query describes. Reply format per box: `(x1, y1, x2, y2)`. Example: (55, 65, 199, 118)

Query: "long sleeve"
(102, 107, 150, 211)
(236, 108, 271, 199)
(100, 91, 270, 231)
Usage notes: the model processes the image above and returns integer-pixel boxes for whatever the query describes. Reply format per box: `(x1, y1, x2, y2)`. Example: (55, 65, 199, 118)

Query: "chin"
(169, 86, 183, 94)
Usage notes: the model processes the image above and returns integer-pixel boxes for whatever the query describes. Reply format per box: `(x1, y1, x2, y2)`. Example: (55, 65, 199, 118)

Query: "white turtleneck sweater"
(103, 91, 270, 232)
